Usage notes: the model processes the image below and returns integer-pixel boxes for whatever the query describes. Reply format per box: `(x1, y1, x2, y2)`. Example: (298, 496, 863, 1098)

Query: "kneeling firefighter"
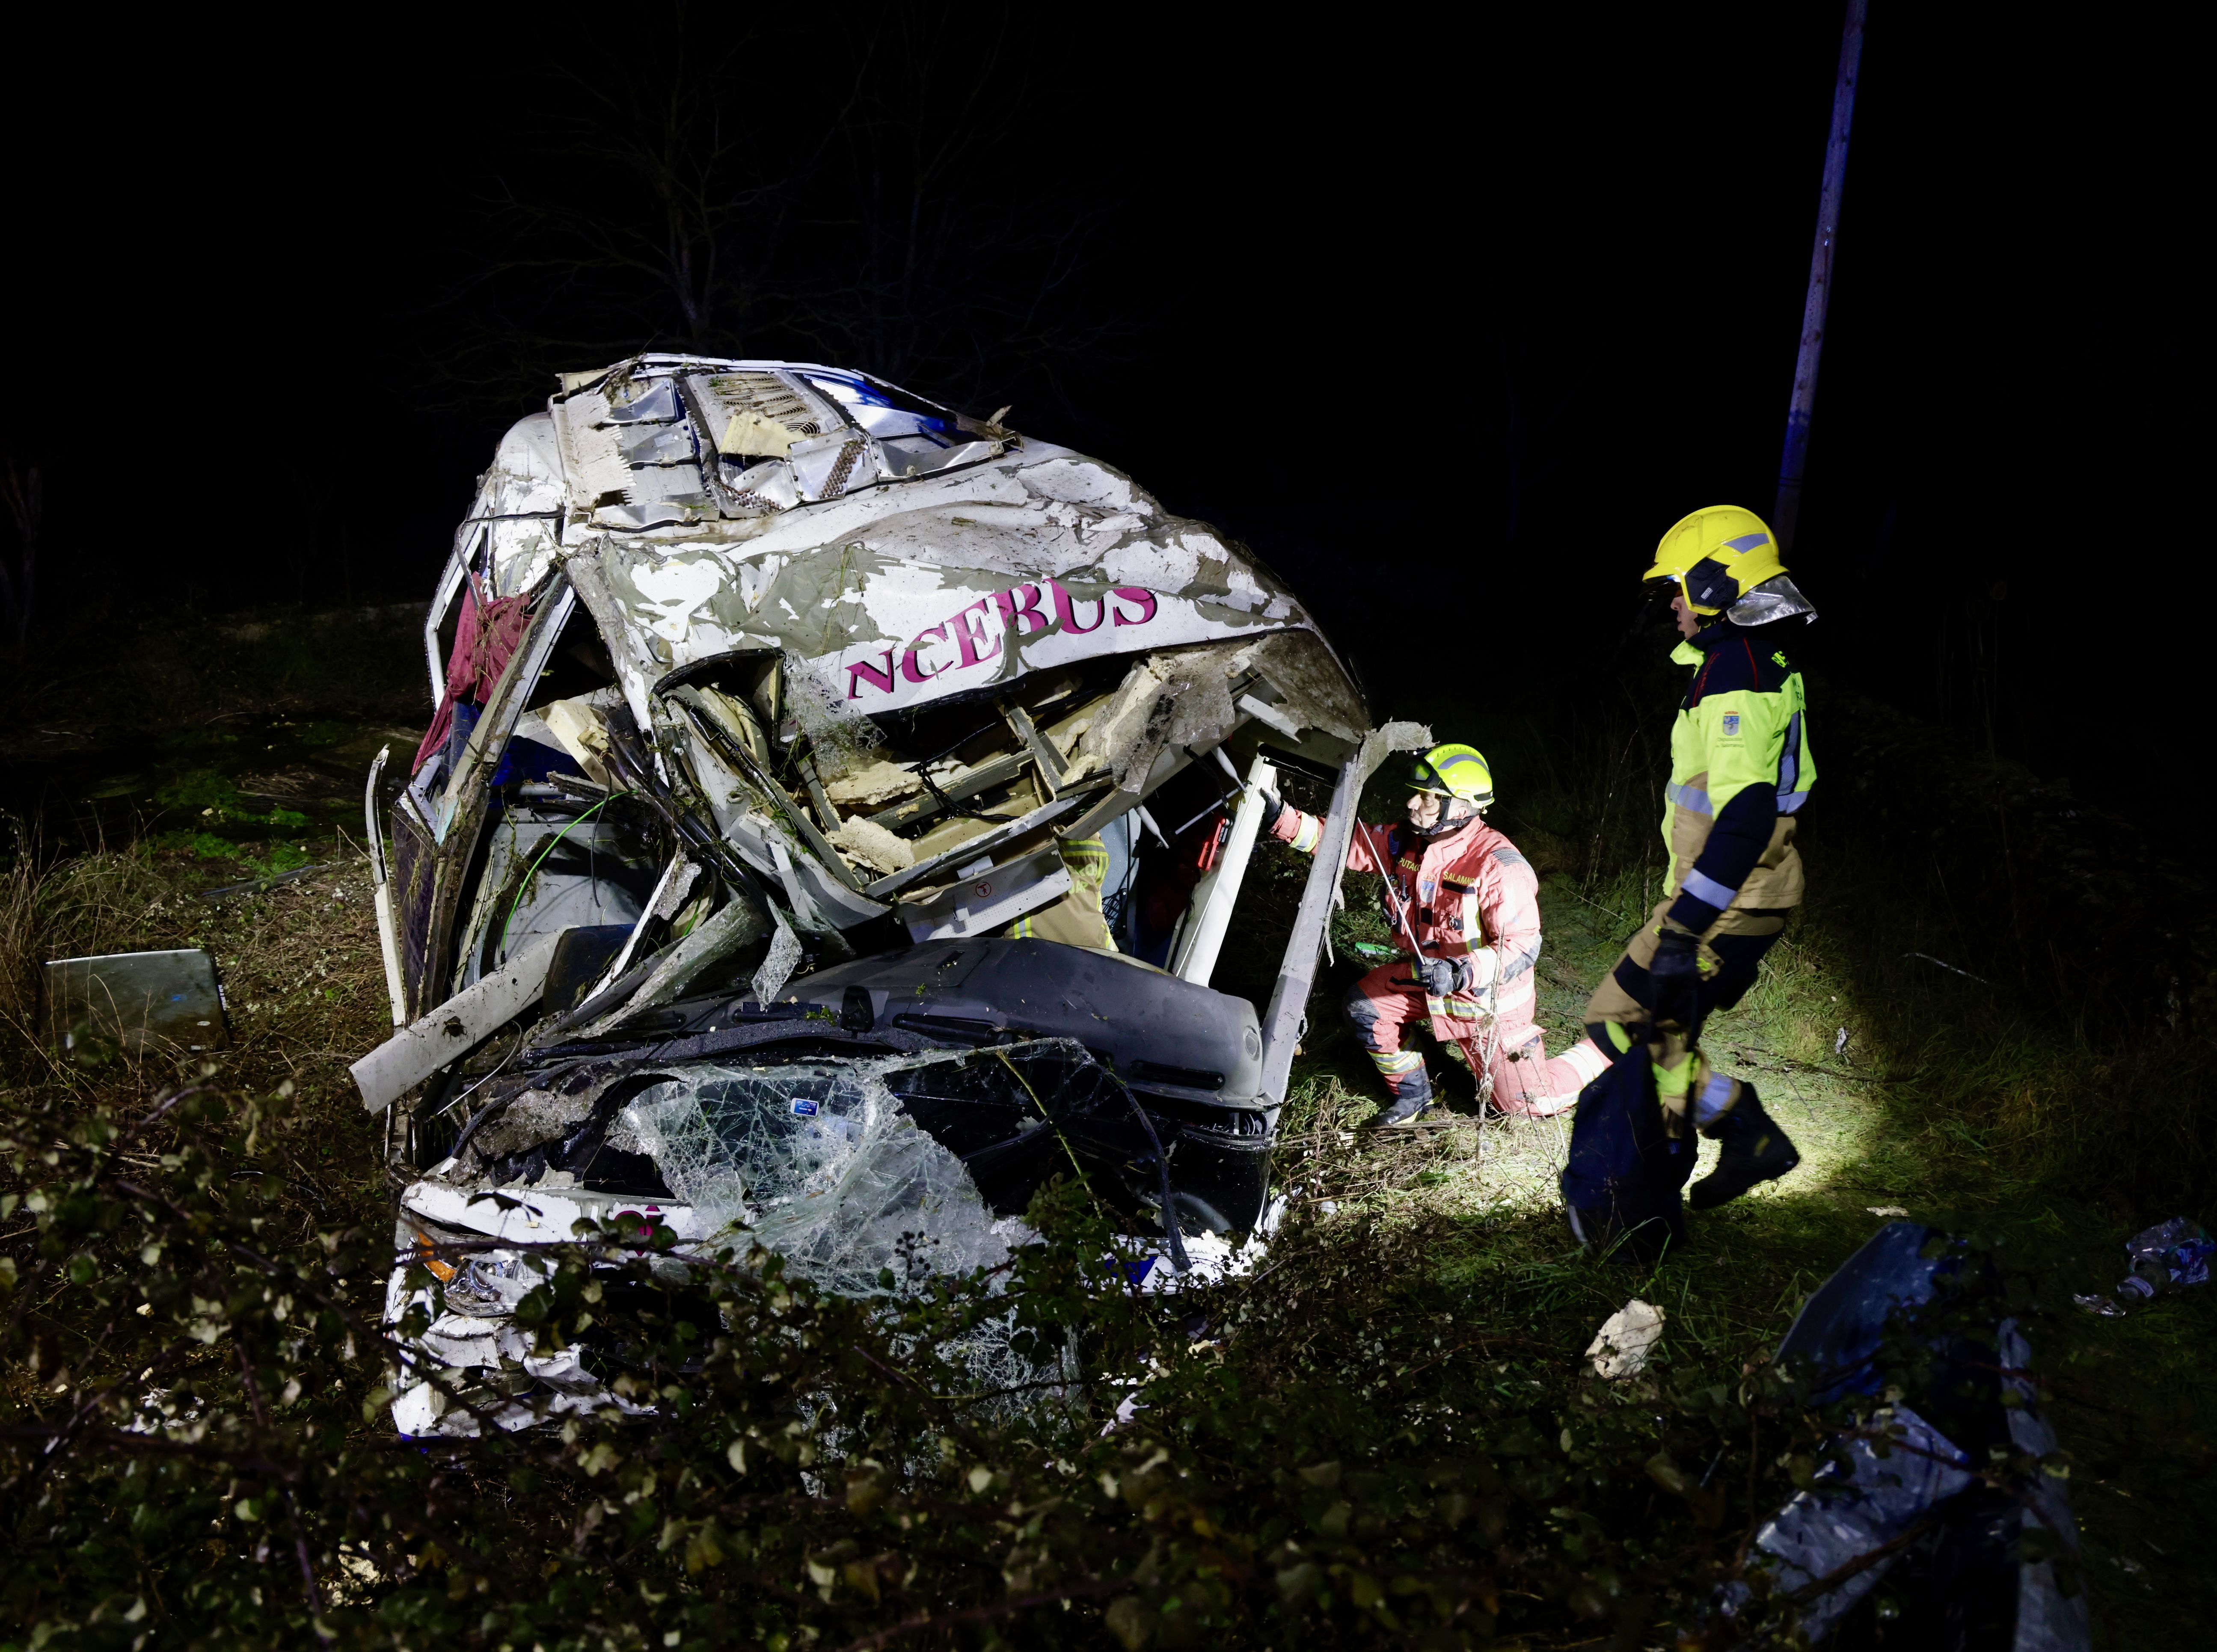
(1262, 744, 1607, 1125)
(1563, 506, 1819, 1251)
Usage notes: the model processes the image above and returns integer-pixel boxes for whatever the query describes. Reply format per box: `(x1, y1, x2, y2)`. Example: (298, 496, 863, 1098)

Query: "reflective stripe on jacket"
(1662, 626, 1819, 932)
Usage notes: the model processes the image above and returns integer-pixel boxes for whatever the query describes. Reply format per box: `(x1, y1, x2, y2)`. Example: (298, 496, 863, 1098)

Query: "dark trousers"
(1562, 923, 1787, 1255)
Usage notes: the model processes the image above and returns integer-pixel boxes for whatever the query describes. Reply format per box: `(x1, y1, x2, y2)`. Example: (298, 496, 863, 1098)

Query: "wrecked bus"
(353, 356, 1403, 1433)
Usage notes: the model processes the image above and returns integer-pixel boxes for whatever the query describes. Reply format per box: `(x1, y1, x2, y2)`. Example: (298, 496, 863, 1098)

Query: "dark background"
(4, 5, 2198, 821)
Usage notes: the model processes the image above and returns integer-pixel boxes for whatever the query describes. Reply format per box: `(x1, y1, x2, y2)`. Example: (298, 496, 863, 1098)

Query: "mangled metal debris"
(360, 355, 1376, 1432)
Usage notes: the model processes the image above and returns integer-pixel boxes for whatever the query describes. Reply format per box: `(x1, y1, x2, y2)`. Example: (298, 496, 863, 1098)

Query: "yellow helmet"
(1404, 743, 1494, 809)
(1645, 505, 1790, 615)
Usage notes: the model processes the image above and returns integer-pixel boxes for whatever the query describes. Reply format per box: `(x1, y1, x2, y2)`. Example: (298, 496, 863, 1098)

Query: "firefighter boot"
(1372, 1085, 1434, 1128)
(1687, 1087, 1800, 1210)
(1363, 1044, 1435, 1128)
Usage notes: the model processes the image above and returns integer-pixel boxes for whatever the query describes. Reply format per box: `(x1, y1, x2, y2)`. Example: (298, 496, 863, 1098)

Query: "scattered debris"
(1714, 1222, 2089, 1648)
(43, 948, 228, 1054)
(2075, 1216, 2212, 1317)
(1867, 1204, 1909, 1217)
(2121, 1216, 2213, 1297)
(1734, 1403, 1977, 1642)
(1585, 1299, 1665, 1378)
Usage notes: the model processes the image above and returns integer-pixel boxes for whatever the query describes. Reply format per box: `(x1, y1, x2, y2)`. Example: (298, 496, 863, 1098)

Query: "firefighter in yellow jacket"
(1562, 506, 1819, 1249)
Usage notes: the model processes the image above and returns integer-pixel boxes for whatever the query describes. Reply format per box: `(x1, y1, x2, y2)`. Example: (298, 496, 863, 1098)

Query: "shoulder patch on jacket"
(1491, 846, 1530, 870)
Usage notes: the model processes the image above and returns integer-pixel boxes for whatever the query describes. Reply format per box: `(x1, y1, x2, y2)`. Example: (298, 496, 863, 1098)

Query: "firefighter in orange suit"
(1262, 744, 1606, 1125)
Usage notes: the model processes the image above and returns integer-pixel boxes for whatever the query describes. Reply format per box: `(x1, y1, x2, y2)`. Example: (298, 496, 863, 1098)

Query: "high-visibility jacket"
(1006, 836, 1116, 949)
(1660, 625, 1819, 937)
(1271, 806, 1542, 1036)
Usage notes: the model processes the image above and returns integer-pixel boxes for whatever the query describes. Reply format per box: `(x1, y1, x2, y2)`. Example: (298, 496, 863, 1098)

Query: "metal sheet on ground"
(43, 949, 228, 1053)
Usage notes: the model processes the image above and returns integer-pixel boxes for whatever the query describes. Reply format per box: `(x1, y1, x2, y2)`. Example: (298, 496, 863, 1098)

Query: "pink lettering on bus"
(843, 585, 1162, 699)
(846, 650, 897, 699)
(950, 599, 1001, 667)
(1109, 587, 1158, 626)
(901, 623, 950, 683)
(992, 582, 1053, 638)
(1050, 579, 1106, 634)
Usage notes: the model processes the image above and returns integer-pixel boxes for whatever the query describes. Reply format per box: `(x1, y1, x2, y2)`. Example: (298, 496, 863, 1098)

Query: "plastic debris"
(1718, 1405, 1977, 1642)
(2120, 1216, 2213, 1299)
(1585, 1299, 1666, 1378)
(1867, 1204, 1909, 1217)
(1713, 1222, 2090, 1649)
(1116, 1229, 1266, 1295)
(2077, 1216, 2213, 1316)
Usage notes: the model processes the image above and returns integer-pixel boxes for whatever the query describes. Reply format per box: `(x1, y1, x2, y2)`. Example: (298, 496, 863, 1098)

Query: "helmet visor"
(1403, 755, 1453, 795)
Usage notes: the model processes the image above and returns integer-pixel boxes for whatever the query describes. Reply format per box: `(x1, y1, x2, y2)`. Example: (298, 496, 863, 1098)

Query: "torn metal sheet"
(1171, 752, 1273, 987)
(352, 935, 560, 1114)
(44, 949, 228, 1054)
(1258, 721, 1432, 1102)
(897, 844, 1070, 942)
(364, 744, 408, 1028)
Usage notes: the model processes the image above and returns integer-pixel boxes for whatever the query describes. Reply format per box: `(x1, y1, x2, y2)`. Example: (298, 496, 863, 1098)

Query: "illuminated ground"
(1265, 874, 2217, 1646)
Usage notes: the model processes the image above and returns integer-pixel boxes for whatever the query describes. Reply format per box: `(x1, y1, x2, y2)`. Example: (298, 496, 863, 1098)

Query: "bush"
(5, 1059, 2080, 1650)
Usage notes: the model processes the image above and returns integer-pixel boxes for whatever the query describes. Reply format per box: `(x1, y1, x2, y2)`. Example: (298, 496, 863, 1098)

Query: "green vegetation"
(1, 646, 2213, 1646)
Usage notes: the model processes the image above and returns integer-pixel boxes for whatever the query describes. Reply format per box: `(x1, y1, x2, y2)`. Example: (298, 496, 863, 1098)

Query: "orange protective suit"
(1271, 804, 1604, 1115)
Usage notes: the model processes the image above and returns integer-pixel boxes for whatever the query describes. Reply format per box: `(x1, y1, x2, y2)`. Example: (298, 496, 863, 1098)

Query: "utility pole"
(1773, 0, 1868, 554)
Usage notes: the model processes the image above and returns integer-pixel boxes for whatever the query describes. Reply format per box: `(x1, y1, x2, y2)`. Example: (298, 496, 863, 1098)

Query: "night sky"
(7, 6, 2197, 816)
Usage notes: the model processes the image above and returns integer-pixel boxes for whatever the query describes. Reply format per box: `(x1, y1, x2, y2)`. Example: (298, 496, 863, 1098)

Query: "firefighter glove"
(1650, 926, 1701, 1028)
(1257, 790, 1287, 835)
(1418, 955, 1474, 999)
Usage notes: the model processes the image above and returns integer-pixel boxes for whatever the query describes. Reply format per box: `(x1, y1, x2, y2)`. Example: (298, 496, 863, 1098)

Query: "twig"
(237, 1346, 330, 1627)
(1780, 1513, 1940, 1605)
(1712, 1042, 1900, 1086)
(198, 862, 340, 903)
(1902, 952, 1991, 986)
(1551, 881, 1635, 927)
(113, 1083, 216, 1149)
(831, 1577, 1126, 1652)
(1398, 1332, 1575, 1383)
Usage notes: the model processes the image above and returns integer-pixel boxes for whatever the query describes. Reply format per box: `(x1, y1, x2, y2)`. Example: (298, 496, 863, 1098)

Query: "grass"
(5, 614, 2217, 1642)
(1198, 663, 2217, 1645)
(0, 831, 396, 1225)
(1241, 842, 2217, 1647)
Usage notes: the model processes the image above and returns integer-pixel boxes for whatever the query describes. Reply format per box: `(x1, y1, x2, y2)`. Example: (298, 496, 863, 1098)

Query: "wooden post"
(1773, 0, 1869, 554)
